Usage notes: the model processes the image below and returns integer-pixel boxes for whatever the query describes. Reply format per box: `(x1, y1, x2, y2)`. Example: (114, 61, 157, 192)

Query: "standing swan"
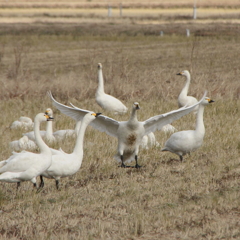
(161, 97, 214, 161)
(48, 91, 207, 168)
(0, 113, 53, 187)
(177, 70, 198, 112)
(96, 63, 128, 114)
(39, 112, 101, 189)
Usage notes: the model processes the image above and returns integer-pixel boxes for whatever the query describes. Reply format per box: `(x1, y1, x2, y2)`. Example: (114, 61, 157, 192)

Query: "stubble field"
(0, 1, 240, 239)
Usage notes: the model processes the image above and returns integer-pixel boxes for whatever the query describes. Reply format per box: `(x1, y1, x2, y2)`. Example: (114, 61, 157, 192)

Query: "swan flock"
(1, 65, 213, 190)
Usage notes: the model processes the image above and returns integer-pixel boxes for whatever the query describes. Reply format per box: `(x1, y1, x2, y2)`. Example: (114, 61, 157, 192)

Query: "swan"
(39, 112, 101, 189)
(23, 108, 56, 143)
(9, 135, 38, 152)
(10, 116, 34, 130)
(161, 97, 214, 161)
(96, 63, 128, 114)
(48, 91, 207, 168)
(141, 132, 160, 149)
(0, 113, 54, 187)
(53, 120, 81, 140)
(177, 70, 198, 112)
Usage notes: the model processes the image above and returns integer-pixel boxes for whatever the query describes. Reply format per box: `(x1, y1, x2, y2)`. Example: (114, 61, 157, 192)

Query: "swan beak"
(176, 72, 182, 75)
(209, 99, 215, 103)
(92, 113, 102, 117)
(47, 116, 54, 121)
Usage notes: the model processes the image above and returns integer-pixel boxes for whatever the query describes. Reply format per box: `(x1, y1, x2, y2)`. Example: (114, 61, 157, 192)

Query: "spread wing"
(143, 91, 207, 135)
(48, 91, 119, 138)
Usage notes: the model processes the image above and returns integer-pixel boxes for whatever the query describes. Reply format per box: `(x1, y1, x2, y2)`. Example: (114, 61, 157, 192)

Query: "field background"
(0, 0, 240, 239)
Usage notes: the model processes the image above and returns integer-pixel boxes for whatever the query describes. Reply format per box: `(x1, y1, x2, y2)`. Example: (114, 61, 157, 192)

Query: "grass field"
(0, 3, 240, 239)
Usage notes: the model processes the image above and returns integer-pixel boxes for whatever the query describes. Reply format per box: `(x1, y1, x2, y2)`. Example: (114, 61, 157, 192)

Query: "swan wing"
(143, 91, 207, 135)
(48, 91, 119, 138)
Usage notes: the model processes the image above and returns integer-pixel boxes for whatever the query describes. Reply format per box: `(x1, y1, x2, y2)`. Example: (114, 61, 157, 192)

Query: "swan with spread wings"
(48, 91, 206, 168)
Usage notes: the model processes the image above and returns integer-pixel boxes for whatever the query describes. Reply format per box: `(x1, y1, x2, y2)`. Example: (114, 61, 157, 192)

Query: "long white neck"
(97, 67, 105, 95)
(128, 108, 138, 128)
(73, 119, 89, 156)
(34, 119, 51, 154)
(195, 104, 205, 136)
(45, 120, 53, 137)
(74, 121, 82, 135)
(179, 73, 191, 98)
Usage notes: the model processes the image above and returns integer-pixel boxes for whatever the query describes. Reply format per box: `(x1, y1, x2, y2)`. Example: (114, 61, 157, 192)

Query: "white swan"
(0, 113, 53, 187)
(9, 135, 38, 152)
(10, 116, 34, 130)
(141, 132, 160, 150)
(23, 108, 56, 143)
(96, 63, 128, 114)
(161, 97, 214, 161)
(48, 91, 206, 168)
(39, 112, 101, 189)
(177, 70, 198, 112)
(53, 120, 81, 140)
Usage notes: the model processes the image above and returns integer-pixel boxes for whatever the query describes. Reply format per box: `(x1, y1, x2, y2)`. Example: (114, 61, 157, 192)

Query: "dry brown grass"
(0, 16, 240, 240)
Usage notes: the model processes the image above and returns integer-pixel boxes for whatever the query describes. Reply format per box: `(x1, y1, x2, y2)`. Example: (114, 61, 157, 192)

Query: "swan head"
(133, 102, 140, 110)
(35, 113, 54, 123)
(45, 108, 53, 117)
(202, 97, 215, 106)
(98, 63, 102, 69)
(177, 70, 190, 77)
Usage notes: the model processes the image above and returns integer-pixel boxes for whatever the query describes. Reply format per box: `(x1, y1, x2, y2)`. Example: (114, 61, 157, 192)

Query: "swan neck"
(195, 104, 205, 134)
(45, 120, 53, 136)
(73, 119, 88, 155)
(34, 119, 50, 153)
(74, 121, 82, 134)
(180, 74, 191, 97)
(128, 108, 138, 125)
(97, 68, 105, 94)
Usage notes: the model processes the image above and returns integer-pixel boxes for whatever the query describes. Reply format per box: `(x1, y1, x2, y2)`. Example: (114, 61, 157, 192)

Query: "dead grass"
(0, 19, 240, 239)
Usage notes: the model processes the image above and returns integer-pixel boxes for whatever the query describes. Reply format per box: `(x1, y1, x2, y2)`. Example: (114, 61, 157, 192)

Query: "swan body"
(9, 136, 38, 152)
(23, 108, 56, 143)
(0, 113, 53, 186)
(10, 116, 34, 130)
(48, 91, 207, 168)
(177, 70, 198, 112)
(96, 63, 128, 114)
(53, 120, 81, 140)
(40, 112, 101, 189)
(141, 132, 160, 149)
(161, 97, 214, 161)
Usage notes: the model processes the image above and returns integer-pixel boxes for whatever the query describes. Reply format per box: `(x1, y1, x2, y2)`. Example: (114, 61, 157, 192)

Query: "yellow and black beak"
(92, 113, 102, 117)
(176, 72, 183, 75)
(45, 114, 54, 121)
(209, 99, 215, 103)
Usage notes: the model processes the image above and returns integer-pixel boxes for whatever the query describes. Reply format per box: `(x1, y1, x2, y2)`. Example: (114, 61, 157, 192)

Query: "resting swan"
(161, 97, 214, 161)
(53, 120, 81, 140)
(96, 63, 128, 114)
(39, 112, 101, 189)
(10, 116, 34, 130)
(48, 91, 206, 168)
(0, 113, 53, 187)
(177, 70, 198, 112)
(9, 135, 38, 152)
(23, 108, 56, 143)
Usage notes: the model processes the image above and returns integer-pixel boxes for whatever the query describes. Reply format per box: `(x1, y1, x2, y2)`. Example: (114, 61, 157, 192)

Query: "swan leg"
(39, 175, 44, 189)
(135, 155, 141, 168)
(119, 155, 131, 168)
(179, 155, 183, 162)
(55, 180, 59, 190)
(17, 182, 21, 189)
